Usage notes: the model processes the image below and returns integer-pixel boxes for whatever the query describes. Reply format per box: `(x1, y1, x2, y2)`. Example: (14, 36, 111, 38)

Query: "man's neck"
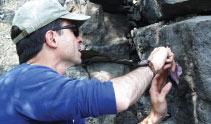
(27, 54, 73, 75)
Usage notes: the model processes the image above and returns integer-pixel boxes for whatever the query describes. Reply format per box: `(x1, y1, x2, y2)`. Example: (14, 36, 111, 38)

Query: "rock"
(64, 0, 89, 13)
(58, 0, 66, 5)
(89, 0, 124, 13)
(0, 11, 5, 20)
(80, 3, 130, 60)
(0, 23, 19, 76)
(65, 1, 130, 60)
(1, 0, 30, 11)
(116, 110, 138, 124)
(87, 62, 129, 82)
(66, 65, 89, 80)
(101, 115, 116, 124)
(189, 17, 211, 101)
(140, 0, 211, 24)
(0, 10, 14, 24)
(139, 0, 162, 24)
(197, 99, 211, 124)
(159, 16, 211, 102)
(86, 115, 116, 124)
(134, 16, 211, 124)
(133, 22, 164, 60)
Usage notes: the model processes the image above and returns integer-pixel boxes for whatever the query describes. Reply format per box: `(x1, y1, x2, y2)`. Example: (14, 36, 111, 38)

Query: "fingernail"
(167, 82, 172, 88)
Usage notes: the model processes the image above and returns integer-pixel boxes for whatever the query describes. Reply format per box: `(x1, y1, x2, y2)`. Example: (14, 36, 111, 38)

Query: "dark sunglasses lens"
(52, 25, 79, 37)
(73, 26, 79, 37)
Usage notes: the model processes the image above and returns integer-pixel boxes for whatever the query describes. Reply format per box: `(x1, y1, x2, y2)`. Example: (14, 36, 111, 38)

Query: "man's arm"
(111, 47, 175, 112)
(139, 63, 173, 124)
(111, 66, 154, 112)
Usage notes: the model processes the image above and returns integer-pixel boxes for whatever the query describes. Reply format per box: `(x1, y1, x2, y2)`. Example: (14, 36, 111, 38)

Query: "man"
(0, 0, 175, 123)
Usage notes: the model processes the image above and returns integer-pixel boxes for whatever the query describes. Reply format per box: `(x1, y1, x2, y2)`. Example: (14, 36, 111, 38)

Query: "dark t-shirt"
(0, 63, 117, 124)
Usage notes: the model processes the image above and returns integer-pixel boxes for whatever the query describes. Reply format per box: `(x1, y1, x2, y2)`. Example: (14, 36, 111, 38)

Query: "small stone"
(0, 14, 4, 20)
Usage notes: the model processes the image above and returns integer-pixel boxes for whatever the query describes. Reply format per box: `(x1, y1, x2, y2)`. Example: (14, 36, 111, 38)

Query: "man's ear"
(45, 30, 58, 48)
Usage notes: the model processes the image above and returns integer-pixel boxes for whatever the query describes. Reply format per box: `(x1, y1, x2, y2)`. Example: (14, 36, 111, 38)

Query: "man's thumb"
(161, 82, 172, 99)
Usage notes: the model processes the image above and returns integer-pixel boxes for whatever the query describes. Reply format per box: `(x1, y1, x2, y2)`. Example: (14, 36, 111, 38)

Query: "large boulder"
(81, 6, 130, 60)
(66, 65, 89, 80)
(89, 0, 124, 13)
(65, 1, 130, 60)
(134, 16, 211, 124)
(87, 62, 130, 81)
(140, 0, 211, 24)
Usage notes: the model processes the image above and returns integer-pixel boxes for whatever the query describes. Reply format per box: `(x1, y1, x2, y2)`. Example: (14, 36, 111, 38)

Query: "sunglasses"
(52, 24, 79, 37)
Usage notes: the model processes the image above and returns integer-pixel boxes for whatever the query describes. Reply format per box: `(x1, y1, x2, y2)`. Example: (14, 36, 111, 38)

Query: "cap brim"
(60, 13, 90, 26)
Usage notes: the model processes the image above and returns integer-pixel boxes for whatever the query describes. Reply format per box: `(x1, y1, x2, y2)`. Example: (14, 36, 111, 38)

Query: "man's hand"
(139, 62, 174, 124)
(149, 70, 172, 123)
(148, 47, 175, 73)
(112, 47, 175, 113)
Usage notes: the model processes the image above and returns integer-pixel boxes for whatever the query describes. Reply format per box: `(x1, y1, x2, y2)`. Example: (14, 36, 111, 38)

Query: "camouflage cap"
(12, 0, 90, 44)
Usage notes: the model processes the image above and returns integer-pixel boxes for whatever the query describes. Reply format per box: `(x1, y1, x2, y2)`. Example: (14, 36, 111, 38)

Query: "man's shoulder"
(2, 63, 57, 75)
(18, 63, 59, 79)
(3, 63, 60, 86)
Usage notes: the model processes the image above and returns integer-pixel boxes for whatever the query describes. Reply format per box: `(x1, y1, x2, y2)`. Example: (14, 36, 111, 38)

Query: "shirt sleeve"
(14, 66, 117, 122)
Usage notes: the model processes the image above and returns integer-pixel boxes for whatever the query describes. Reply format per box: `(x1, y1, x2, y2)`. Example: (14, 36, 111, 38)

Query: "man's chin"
(75, 59, 82, 65)
(66, 57, 82, 66)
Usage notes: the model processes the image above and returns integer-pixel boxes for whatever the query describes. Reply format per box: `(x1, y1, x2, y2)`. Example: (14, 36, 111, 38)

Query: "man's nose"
(77, 36, 83, 44)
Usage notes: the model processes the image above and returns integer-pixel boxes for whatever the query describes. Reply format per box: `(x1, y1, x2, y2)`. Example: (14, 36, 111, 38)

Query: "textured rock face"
(140, 0, 211, 24)
(134, 16, 211, 124)
(65, 1, 130, 60)
(1, 0, 211, 124)
(89, 0, 124, 13)
(81, 6, 130, 60)
(0, 23, 18, 75)
(0, 0, 31, 75)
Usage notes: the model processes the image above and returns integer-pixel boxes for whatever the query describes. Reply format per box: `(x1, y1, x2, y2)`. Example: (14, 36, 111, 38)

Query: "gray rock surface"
(0, 0, 31, 75)
(0, 23, 18, 76)
(65, 1, 130, 60)
(134, 16, 211, 124)
(140, 0, 211, 24)
(87, 62, 130, 81)
(66, 65, 89, 80)
(81, 9, 130, 60)
(89, 0, 124, 13)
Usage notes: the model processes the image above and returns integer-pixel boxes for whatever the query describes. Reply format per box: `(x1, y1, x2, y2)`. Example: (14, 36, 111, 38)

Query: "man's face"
(56, 20, 83, 66)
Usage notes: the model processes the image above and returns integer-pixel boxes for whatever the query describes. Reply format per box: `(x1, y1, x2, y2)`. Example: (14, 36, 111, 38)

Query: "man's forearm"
(111, 67, 154, 112)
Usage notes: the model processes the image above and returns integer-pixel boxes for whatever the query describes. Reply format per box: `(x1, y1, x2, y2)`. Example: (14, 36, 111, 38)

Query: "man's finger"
(158, 70, 168, 90)
(170, 60, 176, 72)
(160, 82, 172, 100)
(151, 76, 159, 88)
(163, 63, 172, 70)
(166, 47, 174, 58)
(165, 58, 173, 63)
